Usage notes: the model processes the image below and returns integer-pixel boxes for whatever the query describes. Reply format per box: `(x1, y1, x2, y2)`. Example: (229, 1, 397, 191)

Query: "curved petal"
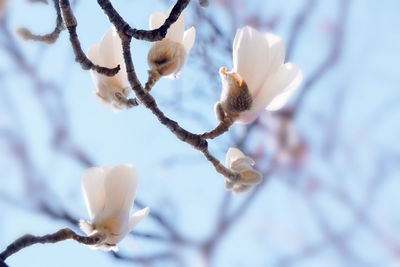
(102, 164, 138, 218)
(232, 26, 270, 95)
(129, 207, 150, 230)
(87, 43, 100, 65)
(263, 33, 285, 76)
(165, 7, 184, 43)
(236, 63, 302, 123)
(182, 27, 196, 52)
(149, 11, 167, 30)
(82, 167, 106, 220)
(98, 27, 128, 89)
(98, 27, 119, 67)
(231, 157, 255, 172)
(240, 170, 262, 185)
(266, 64, 303, 110)
(225, 147, 246, 168)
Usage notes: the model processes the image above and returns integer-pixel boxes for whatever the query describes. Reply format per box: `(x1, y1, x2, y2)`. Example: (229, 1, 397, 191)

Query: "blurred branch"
(290, 0, 350, 115)
(16, 0, 64, 44)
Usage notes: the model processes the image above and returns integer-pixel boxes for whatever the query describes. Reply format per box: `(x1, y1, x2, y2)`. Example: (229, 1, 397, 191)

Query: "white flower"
(87, 27, 130, 110)
(225, 148, 262, 194)
(147, 7, 196, 79)
(220, 26, 303, 124)
(80, 164, 149, 251)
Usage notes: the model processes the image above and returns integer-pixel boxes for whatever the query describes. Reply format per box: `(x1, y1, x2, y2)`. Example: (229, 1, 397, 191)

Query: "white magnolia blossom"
(80, 164, 150, 251)
(147, 7, 195, 79)
(225, 147, 262, 194)
(220, 26, 303, 124)
(87, 27, 130, 110)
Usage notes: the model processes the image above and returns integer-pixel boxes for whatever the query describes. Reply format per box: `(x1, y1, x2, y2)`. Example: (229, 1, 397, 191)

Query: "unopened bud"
(219, 67, 252, 114)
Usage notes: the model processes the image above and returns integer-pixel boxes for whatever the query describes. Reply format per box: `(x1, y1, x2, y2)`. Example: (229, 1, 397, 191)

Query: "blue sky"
(1, 0, 400, 266)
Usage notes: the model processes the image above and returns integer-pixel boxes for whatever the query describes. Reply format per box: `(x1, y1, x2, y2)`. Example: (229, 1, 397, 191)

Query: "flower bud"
(224, 147, 262, 194)
(219, 67, 252, 115)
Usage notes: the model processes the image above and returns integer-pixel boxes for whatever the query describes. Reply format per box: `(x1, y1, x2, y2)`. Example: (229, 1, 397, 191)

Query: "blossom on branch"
(225, 148, 262, 194)
(87, 27, 130, 110)
(147, 7, 196, 79)
(218, 26, 303, 124)
(80, 164, 150, 251)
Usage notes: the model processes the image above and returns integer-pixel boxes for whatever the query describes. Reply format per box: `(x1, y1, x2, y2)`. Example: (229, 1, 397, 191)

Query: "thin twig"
(0, 228, 105, 263)
(98, 0, 191, 41)
(16, 0, 64, 44)
(58, 0, 120, 76)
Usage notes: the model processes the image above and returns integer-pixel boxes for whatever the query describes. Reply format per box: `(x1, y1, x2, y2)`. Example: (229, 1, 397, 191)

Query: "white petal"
(233, 26, 271, 95)
(149, 11, 167, 30)
(225, 147, 246, 168)
(266, 63, 303, 110)
(182, 27, 196, 52)
(263, 33, 285, 76)
(165, 7, 184, 43)
(129, 207, 150, 230)
(236, 63, 302, 123)
(88, 44, 109, 94)
(98, 27, 128, 89)
(87, 43, 100, 65)
(231, 157, 255, 172)
(81, 167, 106, 220)
(102, 164, 138, 218)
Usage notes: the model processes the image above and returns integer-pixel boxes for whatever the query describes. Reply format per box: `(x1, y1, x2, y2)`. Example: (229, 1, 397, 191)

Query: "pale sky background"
(1, 0, 400, 267)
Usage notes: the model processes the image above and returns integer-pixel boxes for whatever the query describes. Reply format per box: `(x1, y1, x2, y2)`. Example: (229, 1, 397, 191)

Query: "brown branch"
(97, 0, 191, 42)
(200, 113, 236, 139)
(58, 0, 120, 76)
(0, 228, 105, 264)
(16, 0, 64, 44)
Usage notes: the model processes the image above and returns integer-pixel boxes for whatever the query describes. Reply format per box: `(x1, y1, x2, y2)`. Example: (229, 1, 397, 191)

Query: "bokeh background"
(1, 0, 400, 266)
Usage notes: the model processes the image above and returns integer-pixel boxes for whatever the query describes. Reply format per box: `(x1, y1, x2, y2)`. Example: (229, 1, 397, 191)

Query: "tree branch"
(0, 228, 105, 264)
(16, 0, 64, 44)
(58, 0, 120, 76)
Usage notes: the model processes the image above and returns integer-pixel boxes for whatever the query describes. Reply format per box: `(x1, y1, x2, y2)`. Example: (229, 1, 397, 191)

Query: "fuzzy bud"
(219, 67, 252, 116)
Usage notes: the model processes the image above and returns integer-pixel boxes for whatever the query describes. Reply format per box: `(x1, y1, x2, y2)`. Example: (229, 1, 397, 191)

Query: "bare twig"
(16, 0, 64, 44)
(58, 0, 120, 76)
(0, 228, 105, 263)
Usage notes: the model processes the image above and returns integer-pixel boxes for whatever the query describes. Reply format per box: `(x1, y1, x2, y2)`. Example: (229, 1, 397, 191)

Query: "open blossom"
(218, 26, 302, 123)
(80, 164, 149, 251)
(87, 27, 130, 110)
(147, 7, 195, 78)
(225, 148, 262, 194)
